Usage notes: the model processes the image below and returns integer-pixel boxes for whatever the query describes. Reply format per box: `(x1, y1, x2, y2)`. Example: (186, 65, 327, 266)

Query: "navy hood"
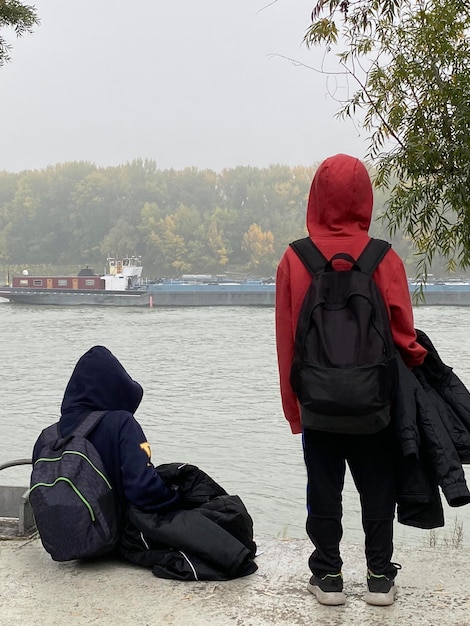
(60, 345, 143, 417)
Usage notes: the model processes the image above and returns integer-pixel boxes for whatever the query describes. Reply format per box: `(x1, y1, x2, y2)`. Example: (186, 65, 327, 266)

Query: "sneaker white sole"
(307, 583, 346, 606)
(364, 585, 398, 606)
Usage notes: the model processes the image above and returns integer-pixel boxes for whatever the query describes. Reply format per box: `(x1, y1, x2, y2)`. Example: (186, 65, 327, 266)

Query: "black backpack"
(29, 410, 119, 561)
(289, 237, 397, 434)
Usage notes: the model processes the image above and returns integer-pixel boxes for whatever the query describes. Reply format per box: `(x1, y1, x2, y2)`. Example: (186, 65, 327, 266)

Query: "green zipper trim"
(34, 451, 112, 489)
(29, 477, 96, 521)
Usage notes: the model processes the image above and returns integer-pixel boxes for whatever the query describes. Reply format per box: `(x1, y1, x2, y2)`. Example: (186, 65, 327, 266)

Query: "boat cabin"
(10, 256, 142, 292)
(12, 274, 105, 290)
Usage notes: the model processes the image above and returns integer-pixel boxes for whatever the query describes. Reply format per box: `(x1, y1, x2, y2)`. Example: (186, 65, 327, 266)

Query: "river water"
(0, 301, 469, 547)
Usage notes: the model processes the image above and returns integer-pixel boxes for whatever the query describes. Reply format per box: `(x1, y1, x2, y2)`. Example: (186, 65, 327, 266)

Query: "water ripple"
(0, 303, 469, 544)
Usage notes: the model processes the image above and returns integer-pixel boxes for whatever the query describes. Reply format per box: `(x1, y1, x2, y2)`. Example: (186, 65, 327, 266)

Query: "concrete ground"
(0, 536, 469, 626)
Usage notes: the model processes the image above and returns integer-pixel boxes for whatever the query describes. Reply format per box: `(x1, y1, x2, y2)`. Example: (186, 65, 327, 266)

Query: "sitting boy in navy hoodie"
(32, 345, 179, 533)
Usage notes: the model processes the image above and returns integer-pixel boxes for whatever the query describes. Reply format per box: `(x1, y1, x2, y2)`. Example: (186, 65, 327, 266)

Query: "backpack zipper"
(29, 477, 97, 521)
(33, 451, 112, 489)
(30, 451, 113, 523)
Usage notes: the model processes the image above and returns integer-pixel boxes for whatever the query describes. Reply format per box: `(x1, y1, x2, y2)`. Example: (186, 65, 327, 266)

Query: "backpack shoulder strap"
(289, 237, 327, 276)
(357, 238, 391, 276)
(72, 410, 108, 438)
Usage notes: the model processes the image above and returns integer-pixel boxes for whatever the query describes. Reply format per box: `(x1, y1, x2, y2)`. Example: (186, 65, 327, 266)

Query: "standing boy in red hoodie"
(275, 154, 426, 606)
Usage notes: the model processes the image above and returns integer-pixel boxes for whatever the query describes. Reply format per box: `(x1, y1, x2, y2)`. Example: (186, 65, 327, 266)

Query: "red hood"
(306, 154, 373, 237)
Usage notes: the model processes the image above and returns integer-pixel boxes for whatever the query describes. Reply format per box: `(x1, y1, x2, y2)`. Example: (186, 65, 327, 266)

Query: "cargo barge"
(0, 258, 276, 307)
(1, 259, 469, 307)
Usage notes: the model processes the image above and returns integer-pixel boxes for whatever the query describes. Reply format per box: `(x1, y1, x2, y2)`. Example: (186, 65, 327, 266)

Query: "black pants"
(303, 426, 397, 577)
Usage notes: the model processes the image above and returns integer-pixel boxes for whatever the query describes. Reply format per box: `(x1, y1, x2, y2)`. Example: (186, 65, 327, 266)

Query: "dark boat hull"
(0, 287, 151, 307)
(409, 284, 470, 306)
(0, 285, 276, 307)
(1, 283, 470, 307)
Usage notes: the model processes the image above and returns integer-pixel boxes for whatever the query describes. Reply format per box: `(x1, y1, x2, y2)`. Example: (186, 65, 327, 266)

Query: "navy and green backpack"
(29, 410, 118, 561)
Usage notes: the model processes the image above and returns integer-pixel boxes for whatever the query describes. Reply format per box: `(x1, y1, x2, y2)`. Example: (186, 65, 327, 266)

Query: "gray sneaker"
(307, 572, 346, 606)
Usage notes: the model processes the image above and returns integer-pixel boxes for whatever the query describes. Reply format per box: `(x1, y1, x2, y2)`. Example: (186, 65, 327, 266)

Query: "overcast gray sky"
(0, 0, 368, 173)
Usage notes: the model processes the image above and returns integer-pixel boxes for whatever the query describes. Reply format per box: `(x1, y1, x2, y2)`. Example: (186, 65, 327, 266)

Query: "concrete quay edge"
(1, 536, 469, 626)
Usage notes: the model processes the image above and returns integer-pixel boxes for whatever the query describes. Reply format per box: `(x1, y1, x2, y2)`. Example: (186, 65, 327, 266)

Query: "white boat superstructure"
(102, 256, 143, 291)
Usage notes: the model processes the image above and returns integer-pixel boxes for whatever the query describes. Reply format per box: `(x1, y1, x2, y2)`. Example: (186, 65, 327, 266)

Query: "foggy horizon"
(1, 1, 368, 174)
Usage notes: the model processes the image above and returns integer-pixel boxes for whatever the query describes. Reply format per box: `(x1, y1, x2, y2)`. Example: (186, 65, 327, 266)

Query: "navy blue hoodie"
(33, 346, 178, 517)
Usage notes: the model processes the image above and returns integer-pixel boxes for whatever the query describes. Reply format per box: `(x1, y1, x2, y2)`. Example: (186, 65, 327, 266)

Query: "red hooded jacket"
(275, 154, 427, 435)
